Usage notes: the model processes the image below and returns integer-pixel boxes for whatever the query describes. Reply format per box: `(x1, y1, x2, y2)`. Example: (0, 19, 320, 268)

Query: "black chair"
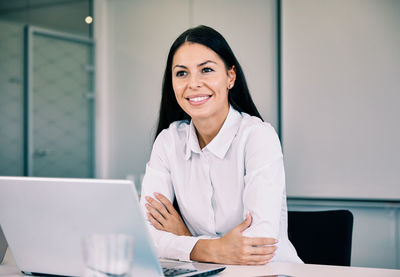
(287, 210, 354, 266)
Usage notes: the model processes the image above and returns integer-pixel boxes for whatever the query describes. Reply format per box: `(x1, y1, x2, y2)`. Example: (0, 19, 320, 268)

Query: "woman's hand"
(190, 214, 277, 265)
(145, 193, 192, 236)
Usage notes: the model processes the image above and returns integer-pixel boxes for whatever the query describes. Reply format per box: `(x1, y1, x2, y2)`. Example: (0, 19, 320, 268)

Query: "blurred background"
(0, 0, 399, 269)
(0, 0, 94, 178)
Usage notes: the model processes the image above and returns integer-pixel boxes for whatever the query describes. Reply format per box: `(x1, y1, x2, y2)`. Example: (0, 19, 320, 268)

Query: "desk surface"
(1, 263, 400, 277)
(2, 248, 400, 277)
(218, 262, 400, 277)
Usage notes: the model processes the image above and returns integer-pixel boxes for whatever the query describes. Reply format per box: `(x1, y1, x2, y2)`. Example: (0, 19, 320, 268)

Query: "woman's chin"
(186, 104, 229, 123)
(188, 112, 210, 121)
(184, 106, 211, 119)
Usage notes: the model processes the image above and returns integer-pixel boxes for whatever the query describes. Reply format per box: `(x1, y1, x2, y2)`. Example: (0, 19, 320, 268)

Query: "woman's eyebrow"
(173, 60, 217, 70)
(173, 64, 187, 70)
(198, 60, 216, 67)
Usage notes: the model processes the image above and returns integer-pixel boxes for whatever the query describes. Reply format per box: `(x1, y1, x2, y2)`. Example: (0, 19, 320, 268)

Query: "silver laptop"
(0, 176, 225, 277)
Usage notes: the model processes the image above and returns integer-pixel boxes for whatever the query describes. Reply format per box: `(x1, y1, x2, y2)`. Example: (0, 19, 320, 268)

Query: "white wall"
(282, 0, 400, 200)
(95, 0, 278, 180)
(282, 0, 400, 269)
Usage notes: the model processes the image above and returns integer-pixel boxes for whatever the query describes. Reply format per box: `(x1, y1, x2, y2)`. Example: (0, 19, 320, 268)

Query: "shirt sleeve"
(242, 123, 285, 239)
(139, 130, 204, 261)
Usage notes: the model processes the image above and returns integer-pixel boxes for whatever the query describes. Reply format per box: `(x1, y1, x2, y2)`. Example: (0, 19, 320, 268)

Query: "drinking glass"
(82, 234, 134, 277)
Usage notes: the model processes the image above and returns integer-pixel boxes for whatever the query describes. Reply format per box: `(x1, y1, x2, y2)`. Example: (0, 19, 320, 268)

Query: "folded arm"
(145, 193, 277, 265)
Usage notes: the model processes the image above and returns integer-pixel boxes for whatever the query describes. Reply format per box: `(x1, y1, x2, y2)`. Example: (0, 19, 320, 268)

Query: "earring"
(229, 84, 234, 89)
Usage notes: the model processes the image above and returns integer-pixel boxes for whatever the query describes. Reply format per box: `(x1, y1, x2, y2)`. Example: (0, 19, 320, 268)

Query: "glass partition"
(27, 28, 94, 177)
(0, 20, 24, 176)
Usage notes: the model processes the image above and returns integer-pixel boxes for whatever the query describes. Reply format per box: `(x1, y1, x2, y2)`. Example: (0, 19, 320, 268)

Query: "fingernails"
(145, 196, 150, 201)
(274, 239, 278, 244)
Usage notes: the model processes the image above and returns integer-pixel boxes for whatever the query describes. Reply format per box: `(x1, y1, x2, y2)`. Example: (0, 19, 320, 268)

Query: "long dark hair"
(155, 25, 263, 139)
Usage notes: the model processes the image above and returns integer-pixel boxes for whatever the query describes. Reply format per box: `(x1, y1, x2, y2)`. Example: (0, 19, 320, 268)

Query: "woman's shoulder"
(155, 120, 190, 145)
(238, 112, 283, 161)
(239, 112, 277, 138)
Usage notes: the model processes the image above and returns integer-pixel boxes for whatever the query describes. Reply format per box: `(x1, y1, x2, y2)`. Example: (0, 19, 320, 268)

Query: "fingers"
(228, 252, 274, 265)
(154, 193, 176, 215)
(236, 214, 252, 233)
(245, 237, 278, 247)
(238, 250, 275, 265)
(241, 242, 276, 265)
(145, 202, 166, 225)
(249, 245, 277, 255)
(237, 242, 276, 257)
(147, 212, 164, 231)
(245, 253, 274, 265)
(145, 196, 170, 218)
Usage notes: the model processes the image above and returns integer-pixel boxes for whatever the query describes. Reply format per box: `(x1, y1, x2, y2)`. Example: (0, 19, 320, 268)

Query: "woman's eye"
(202, 67, 214, 73)
(176, 71, 187, 77)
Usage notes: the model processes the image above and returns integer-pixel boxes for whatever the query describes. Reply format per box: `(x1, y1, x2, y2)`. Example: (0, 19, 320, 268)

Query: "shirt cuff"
(158, 235, 201, 262)
(158, 235, 218, 262)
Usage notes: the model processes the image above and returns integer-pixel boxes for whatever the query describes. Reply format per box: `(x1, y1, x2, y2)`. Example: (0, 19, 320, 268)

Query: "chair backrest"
(287, 209, 353, 266)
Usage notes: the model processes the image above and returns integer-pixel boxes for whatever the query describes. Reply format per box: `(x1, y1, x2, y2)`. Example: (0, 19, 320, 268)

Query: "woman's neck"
(192, 106, 229, 149)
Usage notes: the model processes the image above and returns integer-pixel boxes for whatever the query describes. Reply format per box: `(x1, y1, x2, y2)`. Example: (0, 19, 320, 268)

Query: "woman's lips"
(186, 95, 212, 106)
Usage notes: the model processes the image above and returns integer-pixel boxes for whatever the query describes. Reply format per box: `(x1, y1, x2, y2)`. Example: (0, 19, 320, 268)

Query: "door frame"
(24, 26, 95, 177)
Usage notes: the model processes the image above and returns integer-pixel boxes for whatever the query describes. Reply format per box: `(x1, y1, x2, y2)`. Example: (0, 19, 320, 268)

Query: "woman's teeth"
(189, 96, 210, 102)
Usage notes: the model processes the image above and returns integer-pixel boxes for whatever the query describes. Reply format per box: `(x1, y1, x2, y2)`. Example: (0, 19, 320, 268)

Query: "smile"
(189, 96, 210, 102)
(186, 95, 212, 105)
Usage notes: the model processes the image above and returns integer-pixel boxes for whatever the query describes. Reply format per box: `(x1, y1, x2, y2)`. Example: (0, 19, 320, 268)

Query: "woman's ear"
(227, 65, 237, 89)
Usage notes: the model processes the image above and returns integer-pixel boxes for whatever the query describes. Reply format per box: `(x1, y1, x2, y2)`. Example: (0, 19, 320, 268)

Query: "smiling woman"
(139, 25, 302, 265)
(171, 43, 236, 148)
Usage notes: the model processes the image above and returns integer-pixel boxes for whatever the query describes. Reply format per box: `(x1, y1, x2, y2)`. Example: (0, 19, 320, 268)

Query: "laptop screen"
(0, 176, 162, 277)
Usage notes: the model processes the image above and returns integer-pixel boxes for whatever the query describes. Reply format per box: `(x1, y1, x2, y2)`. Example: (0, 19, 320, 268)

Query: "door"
(26, 27, 94, 177)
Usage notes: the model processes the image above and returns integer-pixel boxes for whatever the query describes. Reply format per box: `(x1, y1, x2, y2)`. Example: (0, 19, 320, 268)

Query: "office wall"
(95, 0, 278, 180)
(282, 0, 400, 200)
(282, 0, 400, 269)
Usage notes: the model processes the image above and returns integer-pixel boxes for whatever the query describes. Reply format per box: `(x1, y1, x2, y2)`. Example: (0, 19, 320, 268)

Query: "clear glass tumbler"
(82, 234, 134, 277)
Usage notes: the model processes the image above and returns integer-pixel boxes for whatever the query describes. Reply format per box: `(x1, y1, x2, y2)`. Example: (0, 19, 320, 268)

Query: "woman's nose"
(188, 73, 202, 89)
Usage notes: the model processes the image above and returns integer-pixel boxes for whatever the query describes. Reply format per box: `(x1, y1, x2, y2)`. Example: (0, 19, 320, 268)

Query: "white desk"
(2, 248, 400, 277)
(218, 262, 400, 277)
(1, 263, 400, 277)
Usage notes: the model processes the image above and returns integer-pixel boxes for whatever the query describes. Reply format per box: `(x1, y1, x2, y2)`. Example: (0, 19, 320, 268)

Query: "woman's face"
(172, 42, 236, 122)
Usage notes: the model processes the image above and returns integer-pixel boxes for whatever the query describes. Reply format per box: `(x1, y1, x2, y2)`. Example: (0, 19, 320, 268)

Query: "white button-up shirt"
(140, 106, 302, 263)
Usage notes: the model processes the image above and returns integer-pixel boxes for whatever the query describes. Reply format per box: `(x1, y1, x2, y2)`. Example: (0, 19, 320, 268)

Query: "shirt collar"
(185, 120, 202, 160)
(185, 105, 242, 160)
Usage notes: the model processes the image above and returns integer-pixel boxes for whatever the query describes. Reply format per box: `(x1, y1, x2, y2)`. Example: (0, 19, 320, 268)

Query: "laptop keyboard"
(162, 267, 197, 276)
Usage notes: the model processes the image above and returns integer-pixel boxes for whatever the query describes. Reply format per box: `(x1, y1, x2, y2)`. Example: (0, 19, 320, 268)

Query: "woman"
(140, 25, 302, 265)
